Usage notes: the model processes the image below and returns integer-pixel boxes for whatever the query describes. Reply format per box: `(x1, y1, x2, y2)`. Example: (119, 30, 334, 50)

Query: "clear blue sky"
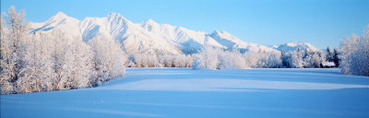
(2, 0, 369, 49)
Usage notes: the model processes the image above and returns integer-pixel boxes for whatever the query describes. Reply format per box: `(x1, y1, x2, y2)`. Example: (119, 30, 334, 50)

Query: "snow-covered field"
(1, 68, 369, 118)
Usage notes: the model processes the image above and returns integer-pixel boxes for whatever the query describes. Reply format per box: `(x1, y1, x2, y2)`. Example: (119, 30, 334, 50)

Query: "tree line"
(192, 45, 340, 70)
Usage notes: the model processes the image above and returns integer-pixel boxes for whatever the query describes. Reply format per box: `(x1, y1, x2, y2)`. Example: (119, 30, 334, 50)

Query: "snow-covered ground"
(2, 68, 369, 118)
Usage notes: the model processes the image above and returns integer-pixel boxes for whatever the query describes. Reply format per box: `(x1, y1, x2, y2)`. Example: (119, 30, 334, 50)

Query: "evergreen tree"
(326, 46, 333, 62)
(333, 48, 340, 67)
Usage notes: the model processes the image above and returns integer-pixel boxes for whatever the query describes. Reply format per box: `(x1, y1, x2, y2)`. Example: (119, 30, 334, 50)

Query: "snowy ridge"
(30, 12, 316, 55)
(274, 42, 322, 52)
(140, 19, 226, 54)
(31, 12, 81, 37)
(209, 31, 278, 53)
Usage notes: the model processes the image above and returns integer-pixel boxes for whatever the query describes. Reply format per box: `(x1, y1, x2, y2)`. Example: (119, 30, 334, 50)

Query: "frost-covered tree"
(159, 55, 174, 67)
(265, 52, 282, 68)
(49, 35, 92, 90)
(132, 53, 158, 67)
(303, 52, 323, 68)
(289, 48, 304, 68)
(0, 6, 29, 94)
(280, 48, 309, 68)
(88, 36, 126, 86)
(259, 51, 281, 68)
(340, 26, 369, 76)
(192, 56, 205, 69)
(184, 55, 193, 67)
(49, 31, 68, 90)
(166, 54, 193, 68)
(243, 51, 281, 68)
(243, 51, 259, 68)
(280, 48, 291, 68)
(217, 50, 246, 69)
(65, 38, 93, 89)
(16, 33, 56, 93)
(0, 15, 14, 94)
(192, 46, 219, 70)
(173, 55, 186, 67)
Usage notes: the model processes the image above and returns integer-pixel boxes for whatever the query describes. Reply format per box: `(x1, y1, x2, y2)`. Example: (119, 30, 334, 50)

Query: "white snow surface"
(2, 68, 369, 118)
(29, 12, 278, 54)
(101, 79, 368, 92)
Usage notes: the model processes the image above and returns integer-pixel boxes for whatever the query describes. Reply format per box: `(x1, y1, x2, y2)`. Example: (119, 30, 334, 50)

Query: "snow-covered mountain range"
(30, 12, 321, 55)
(272, 42, 322, 52)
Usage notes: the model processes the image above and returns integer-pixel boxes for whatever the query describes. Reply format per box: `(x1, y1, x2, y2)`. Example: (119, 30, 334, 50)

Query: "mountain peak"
(212, 30, 231, 36)
(213, 30, 221, 34)
(106, 12, 131, 24)
(45, 11, 79, 25)
(31, 11, 80, 36)
(107, 12, 123, 19)
(53, 12, 69, 19)
(48, 11, 78, 22)
(47, 11, 79, 23)
(211, 30, 236, 40)
(144, 19, 157, 24)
